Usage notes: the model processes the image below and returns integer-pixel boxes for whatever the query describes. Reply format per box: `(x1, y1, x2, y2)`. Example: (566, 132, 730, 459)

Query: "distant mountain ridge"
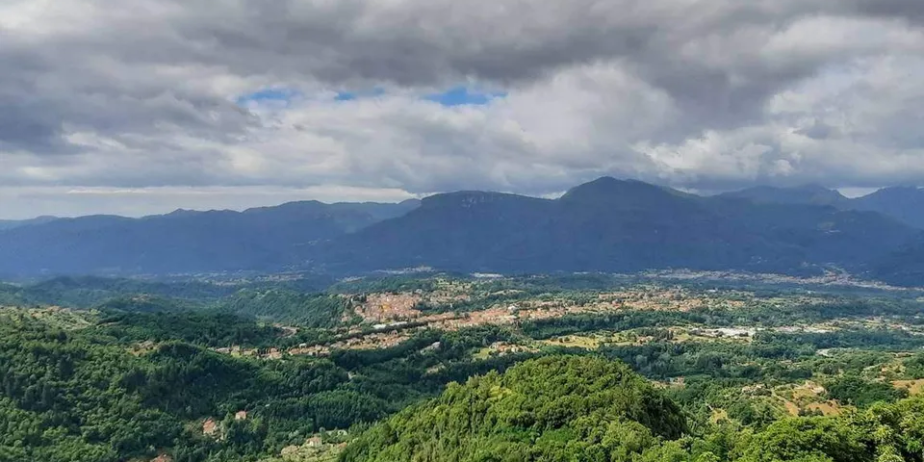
(718, 184, 924, 228)
(0, 200, 420, 277)
(852, 187, 924, 229)
(0, 216, 59, 231)
(325, 177, 918, 277)
(2, 179, 923, 285)
(718, 184, 852, 208)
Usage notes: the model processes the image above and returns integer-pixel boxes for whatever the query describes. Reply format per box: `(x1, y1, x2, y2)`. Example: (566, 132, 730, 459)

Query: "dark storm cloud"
(0, 38, 67, 153)
(1, 0, 917, 150)
(796, 120, 840, 140)
(852, 0, 924, 22)
(0, 20, 256, 156)
(158, 0, 919, 133)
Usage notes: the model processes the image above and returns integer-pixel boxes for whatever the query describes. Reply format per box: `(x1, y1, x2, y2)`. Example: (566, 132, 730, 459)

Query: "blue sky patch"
(238, 86, 503, 107)
(425, 87, 506, 106)
(335, 88, 385, 101)
(236, 88, 299, 106)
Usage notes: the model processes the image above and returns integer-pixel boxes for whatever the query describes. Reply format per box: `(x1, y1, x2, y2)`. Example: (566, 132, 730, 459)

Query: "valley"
(2, 271, 924, 461)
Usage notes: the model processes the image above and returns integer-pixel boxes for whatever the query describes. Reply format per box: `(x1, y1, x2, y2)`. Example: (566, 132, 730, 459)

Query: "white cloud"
(1, 0, 924, 217)
(0, 185, 417, 219)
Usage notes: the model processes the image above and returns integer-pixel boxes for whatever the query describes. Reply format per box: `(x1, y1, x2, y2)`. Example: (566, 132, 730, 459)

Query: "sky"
(1, 0, 924, 219)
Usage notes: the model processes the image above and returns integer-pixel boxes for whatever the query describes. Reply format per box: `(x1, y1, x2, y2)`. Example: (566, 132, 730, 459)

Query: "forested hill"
(342, 356, 688, 462)
(343, 356, 924, 462)
(0, 308, 525, 462)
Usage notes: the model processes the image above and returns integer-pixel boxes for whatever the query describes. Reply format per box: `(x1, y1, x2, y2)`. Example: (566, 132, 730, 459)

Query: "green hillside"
(344, 356, 924, 462)
(342, 356, 686, 462)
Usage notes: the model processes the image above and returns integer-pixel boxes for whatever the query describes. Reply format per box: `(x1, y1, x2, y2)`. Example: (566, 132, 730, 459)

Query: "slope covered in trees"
(0, 315, 356, 462)
(0, 307, 529, 462)
(342, 356, 687, 462)
(0, 276, 352, 328)
(343, 355, 924, 462)
(5, 273, 924, 461)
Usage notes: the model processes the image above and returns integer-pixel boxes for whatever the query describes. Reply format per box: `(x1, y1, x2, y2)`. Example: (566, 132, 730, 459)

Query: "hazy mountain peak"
(866, 185, 923, 197)
(164, 208, 202, 217)
(796, 183, 838, 193)
(559, 177, 683, 208)
(398, 198, 423, 207)
(852, 185, 924, 229)
(719, 184, 848, 207)
(421, 190, 534, 207)
(0, 216, 60, 231)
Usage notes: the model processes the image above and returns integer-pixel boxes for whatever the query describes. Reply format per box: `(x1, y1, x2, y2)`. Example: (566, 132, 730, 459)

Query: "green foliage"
(6, 275, 924, 461)
(328, 276, 439, 295)
(0, 311, 540, 462)
(522, 311, 706, 339)
(0, 320, 342, 461)
(0, 283, 26, 306)
(344, 356, 924, 462)
(904, 354, 924, 379)
(825, 375, 909, 407)
(97, 295, 199, 313)
(342, 356, 688, 462)
(96, 311, 282, 347)
(0, 276, 352, 329)
(217, 291, 350, 328)
(22, 276, 238, 307)
(0, 322, 183, 461)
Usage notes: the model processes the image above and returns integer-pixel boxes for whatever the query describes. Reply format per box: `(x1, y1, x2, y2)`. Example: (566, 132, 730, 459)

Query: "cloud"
(0, 185, 416, 219)
(0, 0, 923, 217)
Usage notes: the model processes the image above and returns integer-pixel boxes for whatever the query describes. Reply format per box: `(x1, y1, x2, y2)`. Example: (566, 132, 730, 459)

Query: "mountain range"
(1, 178, 922, 285)
(0, 216, 60, 231)
(0, 200, 419, 277)
(719, 183, 924, 228)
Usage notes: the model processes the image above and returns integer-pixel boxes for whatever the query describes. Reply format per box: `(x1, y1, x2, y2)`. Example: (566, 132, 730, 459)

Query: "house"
(306, 436, 324, 447)
(202, 418, 219, 436)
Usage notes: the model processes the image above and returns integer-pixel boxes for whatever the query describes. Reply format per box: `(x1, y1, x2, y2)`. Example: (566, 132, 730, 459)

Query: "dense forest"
(0, 309, 526, 462)
(343, 356, 688, 462)
(0, 276, 352, 327)
(346, 356, 924, 462)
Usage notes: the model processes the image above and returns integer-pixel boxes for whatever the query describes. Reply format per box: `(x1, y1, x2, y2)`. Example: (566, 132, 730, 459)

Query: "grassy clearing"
(893, 379, 924, 396)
